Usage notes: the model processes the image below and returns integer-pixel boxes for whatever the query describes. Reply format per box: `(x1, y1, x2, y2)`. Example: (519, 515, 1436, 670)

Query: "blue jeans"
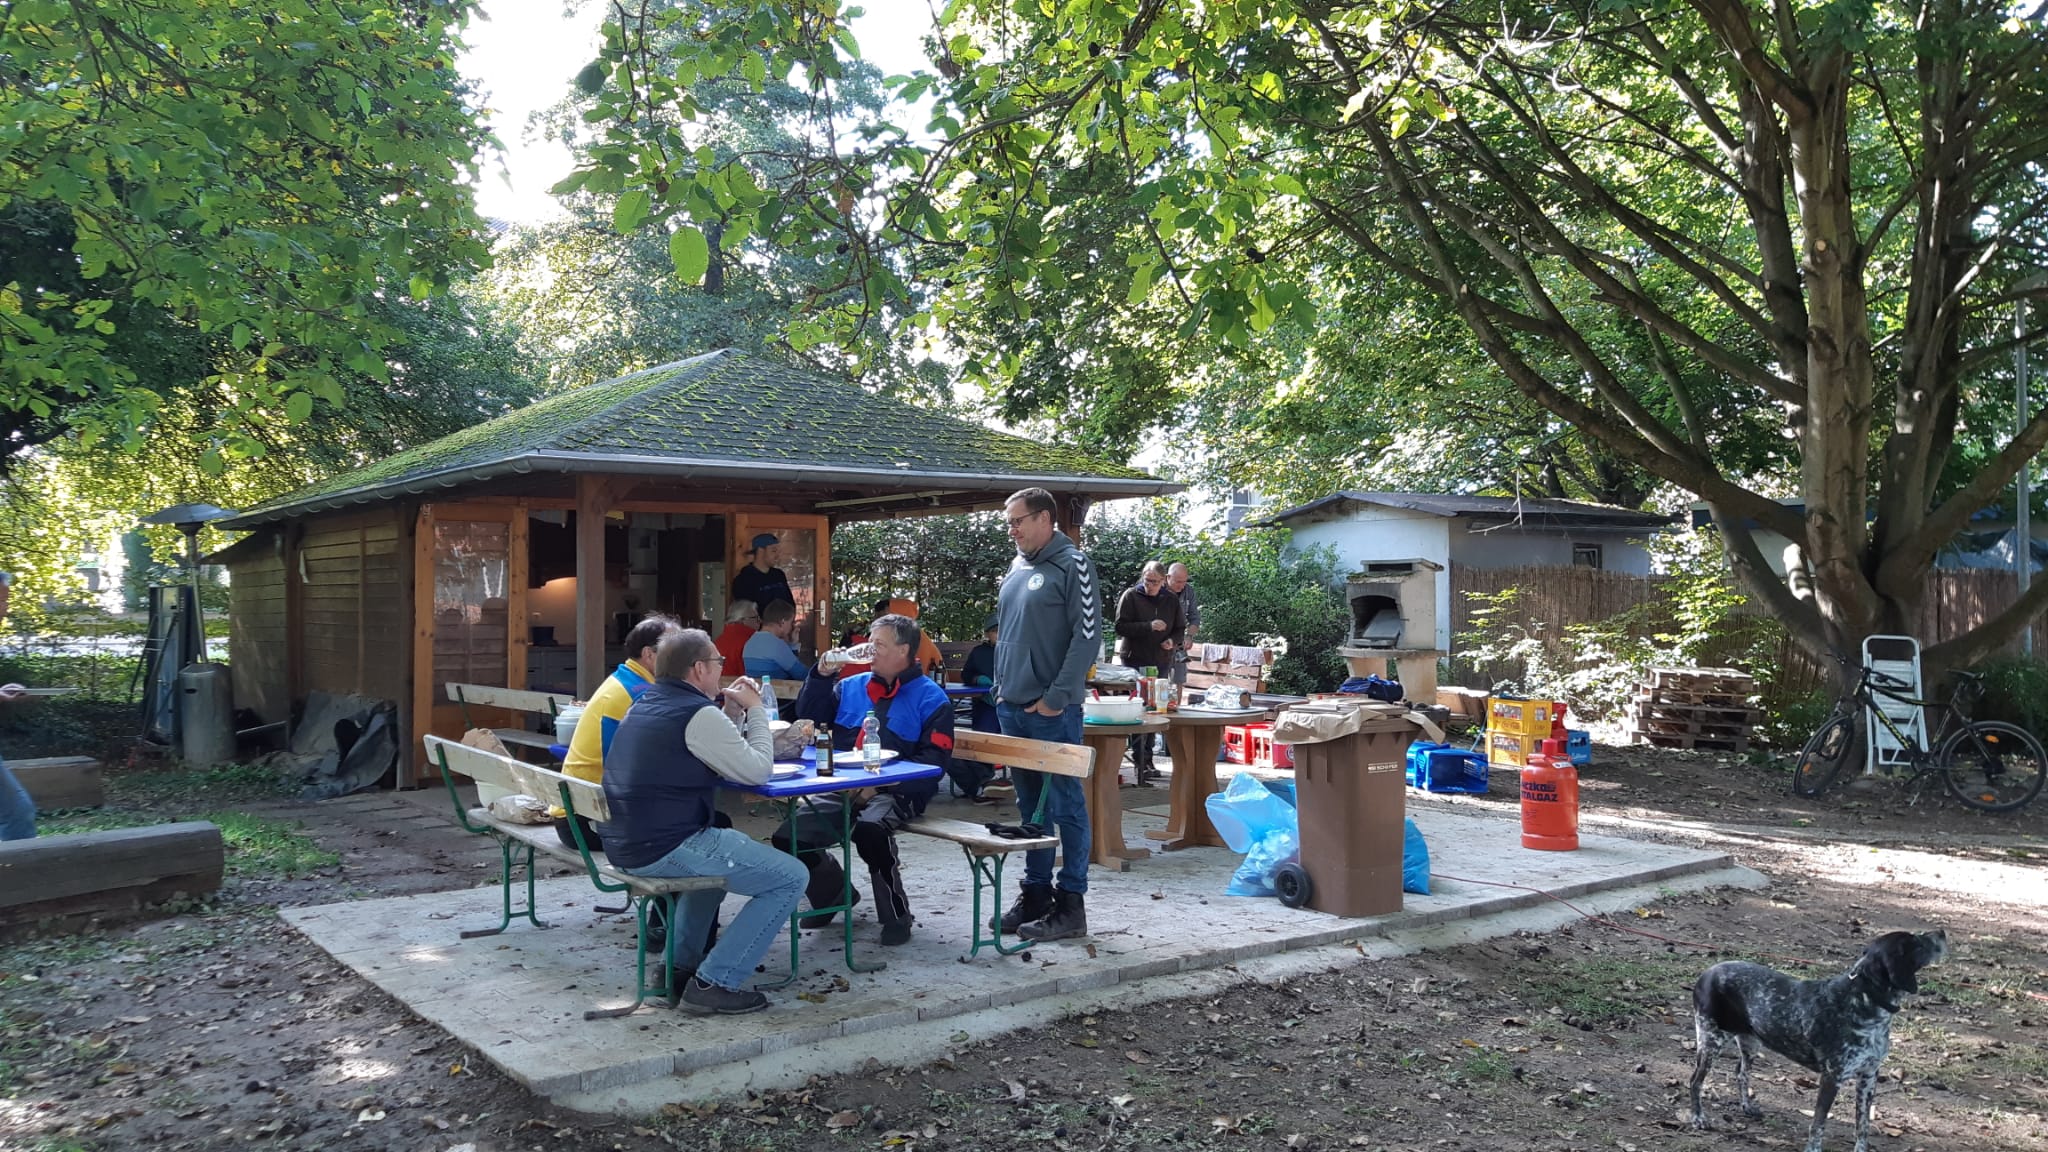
(0, 757, 34, 841)
(997, 701, 1090, 894)
(625, 825, 806, 991)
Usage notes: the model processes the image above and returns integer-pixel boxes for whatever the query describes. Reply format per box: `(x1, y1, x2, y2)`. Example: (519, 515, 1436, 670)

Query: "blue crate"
(1565, 729, 1591, 767)
(1405, 742, 1490, 794)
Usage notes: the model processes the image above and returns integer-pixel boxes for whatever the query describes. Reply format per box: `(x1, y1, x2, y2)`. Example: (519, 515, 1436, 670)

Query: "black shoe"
(880, 918, 913, 946)
(1019, 889, 1087, 942)
(994, 883, 1055, 934)
(800, 885, 861, 930)
(680, 976, 768, 1015)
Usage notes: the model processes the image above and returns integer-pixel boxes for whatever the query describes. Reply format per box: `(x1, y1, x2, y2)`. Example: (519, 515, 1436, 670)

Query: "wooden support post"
(507, 504, 530, 694)
(575, 475, 612, 700)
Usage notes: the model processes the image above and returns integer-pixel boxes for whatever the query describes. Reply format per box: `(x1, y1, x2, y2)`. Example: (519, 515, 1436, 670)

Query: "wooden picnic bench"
(422, 734, 726, 1019)
(443, 682, 576, 758)
(900, 728, 1094, 958)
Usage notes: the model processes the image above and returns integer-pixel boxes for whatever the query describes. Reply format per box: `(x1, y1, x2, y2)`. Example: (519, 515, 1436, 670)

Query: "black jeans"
(772, 793, 917, 928)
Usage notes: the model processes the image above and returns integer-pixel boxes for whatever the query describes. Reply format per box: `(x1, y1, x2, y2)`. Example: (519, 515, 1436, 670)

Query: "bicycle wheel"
(1792, 710, 1857, 797)
(1939, 721, 2047, 812)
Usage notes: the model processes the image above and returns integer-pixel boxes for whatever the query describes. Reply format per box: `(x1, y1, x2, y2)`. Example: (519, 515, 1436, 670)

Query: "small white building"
(1261, 491, 1674, 650)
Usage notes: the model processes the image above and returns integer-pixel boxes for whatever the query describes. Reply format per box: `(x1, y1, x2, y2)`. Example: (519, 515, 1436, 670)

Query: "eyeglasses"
(1004, 511, 1045, 529)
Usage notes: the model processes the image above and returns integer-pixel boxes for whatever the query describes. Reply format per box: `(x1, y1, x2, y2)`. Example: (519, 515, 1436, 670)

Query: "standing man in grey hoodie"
(991, 487, 1101, 942)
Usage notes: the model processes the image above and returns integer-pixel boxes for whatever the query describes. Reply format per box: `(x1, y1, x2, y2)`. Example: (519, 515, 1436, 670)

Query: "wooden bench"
(900, 729, 1094, 958)
(444, 682, 576, 758)
(1182, 648, 1273, 693)
(0, 822, 223, 938)
(423, 734, 726, 1019)
(10, 755, 104, 810)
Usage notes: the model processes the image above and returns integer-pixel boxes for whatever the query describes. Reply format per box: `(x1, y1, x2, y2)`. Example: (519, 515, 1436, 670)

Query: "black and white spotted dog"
(1689, 929, 1948, 1152)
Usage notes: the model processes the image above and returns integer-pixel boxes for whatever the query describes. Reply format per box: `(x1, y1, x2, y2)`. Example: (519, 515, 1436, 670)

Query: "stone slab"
(282, 799, 1734, 1107)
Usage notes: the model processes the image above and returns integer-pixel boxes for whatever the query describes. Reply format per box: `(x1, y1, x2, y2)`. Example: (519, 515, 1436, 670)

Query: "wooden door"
(410, 503, 528, 781)
(731, 513, 831, 658)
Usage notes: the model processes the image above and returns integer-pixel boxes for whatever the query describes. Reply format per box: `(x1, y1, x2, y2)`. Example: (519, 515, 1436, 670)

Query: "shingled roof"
(1260, 491, 1672, 531)
(222, 350, 1173, 529)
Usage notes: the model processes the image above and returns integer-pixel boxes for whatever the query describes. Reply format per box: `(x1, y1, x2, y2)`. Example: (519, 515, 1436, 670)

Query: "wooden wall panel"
(226, 532, 290, 724)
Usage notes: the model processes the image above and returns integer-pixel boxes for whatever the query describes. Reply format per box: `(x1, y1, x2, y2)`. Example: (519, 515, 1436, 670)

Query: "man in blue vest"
(601, 629, 808, 1015)
(791, 613, 953, 946)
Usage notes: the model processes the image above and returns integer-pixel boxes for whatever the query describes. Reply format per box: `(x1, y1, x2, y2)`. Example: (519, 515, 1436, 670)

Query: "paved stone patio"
(281, 792, 1735, 1108)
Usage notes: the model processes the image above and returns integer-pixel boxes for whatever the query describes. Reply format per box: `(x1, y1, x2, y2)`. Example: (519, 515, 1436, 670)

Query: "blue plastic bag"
(1208, 773, 1302, 897)
(1402, 817, 1431, 895)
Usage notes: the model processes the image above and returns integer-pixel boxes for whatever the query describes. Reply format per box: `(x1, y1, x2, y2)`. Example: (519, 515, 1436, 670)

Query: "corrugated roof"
(1260, 491, 1672, 530)
(222, 350, 1171, 529)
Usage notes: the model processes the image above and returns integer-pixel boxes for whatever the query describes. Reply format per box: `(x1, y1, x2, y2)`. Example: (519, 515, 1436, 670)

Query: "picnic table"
(1145, 707, 1273, 851)
(732, 748, 942, 984)
(1079, 715, 1165, 871)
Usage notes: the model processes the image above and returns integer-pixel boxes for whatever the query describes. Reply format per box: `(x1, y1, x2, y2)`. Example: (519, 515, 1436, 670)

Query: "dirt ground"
(3, 739, 2044, 1152)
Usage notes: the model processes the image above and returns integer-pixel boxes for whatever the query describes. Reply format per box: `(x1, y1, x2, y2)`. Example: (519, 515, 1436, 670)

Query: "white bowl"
(1083, 697, 1145, 724)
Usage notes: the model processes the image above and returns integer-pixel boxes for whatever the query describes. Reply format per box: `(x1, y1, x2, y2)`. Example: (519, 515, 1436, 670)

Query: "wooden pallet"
(1628, 716, 1752, 738)
(1632, 730, 1750, 753)
(1627, 699, 1760, 723)
(1635, 687, 1752, 706)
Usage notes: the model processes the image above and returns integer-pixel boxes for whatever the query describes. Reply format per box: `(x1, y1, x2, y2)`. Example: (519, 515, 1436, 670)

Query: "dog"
(1689, 929, 1948, 1152)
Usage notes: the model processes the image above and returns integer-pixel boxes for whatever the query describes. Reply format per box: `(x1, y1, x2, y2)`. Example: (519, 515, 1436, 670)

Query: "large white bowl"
(1083, 697, 1145, 724)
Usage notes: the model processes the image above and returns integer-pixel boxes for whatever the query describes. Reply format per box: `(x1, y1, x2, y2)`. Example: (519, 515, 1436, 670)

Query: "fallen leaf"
(1086, 944, 1098, 958)
(1109, 1095, 1134, 1109)
(1124, 1050, 1150, 1064)
(1213, 1115, 1242, 1134)
(1005, 1079, 1027, 1102)
(825, 1110, 862, 1130)
(356, 1108, 386, 1123)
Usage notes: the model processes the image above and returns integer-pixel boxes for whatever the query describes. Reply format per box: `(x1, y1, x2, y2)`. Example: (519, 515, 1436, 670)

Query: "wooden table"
(1080, 716, 1166, 871)
(1146, 708, 1272, 851)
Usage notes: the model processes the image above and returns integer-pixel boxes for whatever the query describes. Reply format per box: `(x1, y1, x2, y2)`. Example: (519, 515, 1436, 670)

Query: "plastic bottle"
(758, 675, 772, 716)
(861, 710, 881, 771)
(1520, 737, 1580, 851)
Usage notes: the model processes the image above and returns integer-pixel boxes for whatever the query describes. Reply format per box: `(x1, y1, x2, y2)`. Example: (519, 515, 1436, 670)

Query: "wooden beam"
(507, 503, 530, 693)
(355, 521, 368, 695)
(0, 822, 225, 938)
(284, 522, 305, 712)
(575, 475, 614, 699)
(10, 756, 103, 810)
(409, 503, 437, 789)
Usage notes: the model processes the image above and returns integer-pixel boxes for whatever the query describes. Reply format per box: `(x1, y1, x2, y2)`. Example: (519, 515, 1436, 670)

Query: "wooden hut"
(212, 350, 1176, 786)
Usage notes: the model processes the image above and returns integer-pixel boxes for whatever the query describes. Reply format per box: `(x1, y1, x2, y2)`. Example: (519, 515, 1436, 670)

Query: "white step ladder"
(1862, 634, 1926, 777)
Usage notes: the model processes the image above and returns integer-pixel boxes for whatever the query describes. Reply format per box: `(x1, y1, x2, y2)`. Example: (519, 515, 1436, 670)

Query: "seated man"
(600, 629, 808, 1015)
(713, 600, 759, 674)
(952, 614, 1000, 802)
(791, 612, 952, 946)
(743, 599, 809, 715)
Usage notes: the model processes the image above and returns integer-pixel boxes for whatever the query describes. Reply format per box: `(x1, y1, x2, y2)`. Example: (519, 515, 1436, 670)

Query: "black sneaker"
(680, 977, 768, 1015)
(994, 883, 1055, 934)
(880, 918, 913, 946)
(1019, 889, 1087, 942)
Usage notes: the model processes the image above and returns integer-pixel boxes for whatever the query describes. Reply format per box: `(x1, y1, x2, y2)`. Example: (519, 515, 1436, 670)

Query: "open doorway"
(522, 510, 727, 692)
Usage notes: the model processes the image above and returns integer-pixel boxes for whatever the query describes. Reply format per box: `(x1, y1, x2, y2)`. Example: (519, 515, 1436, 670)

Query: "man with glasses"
(991, 488, 1100, 942)
(601, 630, 808, 1015)
(791, 613, 953, 946)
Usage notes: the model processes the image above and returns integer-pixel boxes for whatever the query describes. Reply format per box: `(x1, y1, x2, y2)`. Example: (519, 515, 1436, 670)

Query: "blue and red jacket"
(795, 665, 952, 813)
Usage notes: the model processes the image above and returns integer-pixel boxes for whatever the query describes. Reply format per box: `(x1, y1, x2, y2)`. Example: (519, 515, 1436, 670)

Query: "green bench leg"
(585, 892, 681, 1019)
(461, 836, 549, 939)
(963, 849, 1032, 958)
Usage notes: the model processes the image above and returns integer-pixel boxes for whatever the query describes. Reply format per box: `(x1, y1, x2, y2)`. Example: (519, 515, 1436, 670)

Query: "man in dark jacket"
(602, 630, 808, 1015)
(992, 487, 1100, 943)
(1114, 561, 1182, 782)
(792, 613, 953, 946)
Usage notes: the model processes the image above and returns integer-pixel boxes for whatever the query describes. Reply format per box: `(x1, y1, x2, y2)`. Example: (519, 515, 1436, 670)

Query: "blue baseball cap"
(750, 533, 779, 550)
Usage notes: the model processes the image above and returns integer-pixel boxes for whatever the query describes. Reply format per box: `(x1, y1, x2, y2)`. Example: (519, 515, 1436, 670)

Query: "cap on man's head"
(750, 533, 779, 551)
(982, 613, 999, 633)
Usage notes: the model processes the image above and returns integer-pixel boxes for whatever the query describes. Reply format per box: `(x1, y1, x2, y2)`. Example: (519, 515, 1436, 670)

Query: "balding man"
(1167, 562, 1201, 684)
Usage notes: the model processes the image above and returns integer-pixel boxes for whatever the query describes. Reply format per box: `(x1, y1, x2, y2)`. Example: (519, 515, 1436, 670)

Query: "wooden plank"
(903, 816, 1057, 856)
(356, 522, 368, 695)
(0, 822, 225, 936)
(11, 757, 103, 810)
(492, 728, 557, 750)
(412, 504, 438, 782)
(953, 729, 1095, 778)
(444, 682, 575, 714)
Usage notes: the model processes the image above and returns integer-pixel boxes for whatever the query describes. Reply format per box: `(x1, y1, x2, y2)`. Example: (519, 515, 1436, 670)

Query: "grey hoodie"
(993, 530, 1101, 713)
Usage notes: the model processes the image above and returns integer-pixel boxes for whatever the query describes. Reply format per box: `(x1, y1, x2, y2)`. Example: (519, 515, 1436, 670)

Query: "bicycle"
(1791, 652, 2045, 812)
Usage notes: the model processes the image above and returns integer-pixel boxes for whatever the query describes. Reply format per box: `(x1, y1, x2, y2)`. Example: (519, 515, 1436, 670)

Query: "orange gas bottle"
(1520, 737, 1580, 851)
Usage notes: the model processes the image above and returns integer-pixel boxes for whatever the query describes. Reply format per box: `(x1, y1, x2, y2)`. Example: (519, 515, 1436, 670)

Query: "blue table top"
(737, 749, 942, 798)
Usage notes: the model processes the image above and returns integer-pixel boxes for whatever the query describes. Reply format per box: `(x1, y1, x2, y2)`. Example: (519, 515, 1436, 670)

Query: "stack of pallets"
(1627, 667, 1757, 752)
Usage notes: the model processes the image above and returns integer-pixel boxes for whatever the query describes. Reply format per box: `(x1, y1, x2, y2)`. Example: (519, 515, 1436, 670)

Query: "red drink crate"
(1223, 724, 1255, 764)
(1248, 726, 1294, 769)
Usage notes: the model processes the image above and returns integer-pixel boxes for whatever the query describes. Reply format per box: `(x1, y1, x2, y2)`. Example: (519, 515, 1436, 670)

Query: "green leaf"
(231, 323, 251, 351)
(613, 189, 651, 234)
(284, 391, 314, 424)
(669, 225, 710, 284)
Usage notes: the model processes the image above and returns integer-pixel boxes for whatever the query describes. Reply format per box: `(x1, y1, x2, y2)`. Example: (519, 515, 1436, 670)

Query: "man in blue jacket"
(793, 612, 952, 946)
(992, 487, 1100, 942)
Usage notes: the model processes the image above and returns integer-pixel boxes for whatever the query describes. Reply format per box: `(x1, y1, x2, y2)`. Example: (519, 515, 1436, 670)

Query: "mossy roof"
(225, 350, 1166, 527)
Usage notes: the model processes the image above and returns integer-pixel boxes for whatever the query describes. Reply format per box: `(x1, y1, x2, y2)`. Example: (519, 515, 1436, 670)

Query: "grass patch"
(37, 808, 337, 878)
(1522, 956, 1694, 1025)
(106, 761, 297, 808)
(1453, 1048, 1512, 1084)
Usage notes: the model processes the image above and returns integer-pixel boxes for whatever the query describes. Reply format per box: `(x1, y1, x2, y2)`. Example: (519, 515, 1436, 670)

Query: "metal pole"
(2019, 299, 2033, 655)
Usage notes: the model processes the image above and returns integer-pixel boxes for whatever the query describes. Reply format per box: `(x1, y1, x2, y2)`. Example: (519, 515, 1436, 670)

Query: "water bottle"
(758, 675, 772, 716)
(861, 710, 881, 772)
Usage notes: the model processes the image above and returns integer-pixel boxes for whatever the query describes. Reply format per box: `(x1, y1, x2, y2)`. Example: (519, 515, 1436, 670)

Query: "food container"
(1083, 697, 1145, 724)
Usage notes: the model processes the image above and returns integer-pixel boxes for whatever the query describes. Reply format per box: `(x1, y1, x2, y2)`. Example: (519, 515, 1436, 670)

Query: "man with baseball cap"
(731, 533, 794, 614)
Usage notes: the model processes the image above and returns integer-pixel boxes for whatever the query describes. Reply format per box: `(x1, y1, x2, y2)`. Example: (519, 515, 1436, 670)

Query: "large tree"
(0, 0, 493, 469)
(570, 0, 2048, 671)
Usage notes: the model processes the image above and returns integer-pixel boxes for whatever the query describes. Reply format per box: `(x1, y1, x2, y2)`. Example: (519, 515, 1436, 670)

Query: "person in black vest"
(601, 629, 808, 1015)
